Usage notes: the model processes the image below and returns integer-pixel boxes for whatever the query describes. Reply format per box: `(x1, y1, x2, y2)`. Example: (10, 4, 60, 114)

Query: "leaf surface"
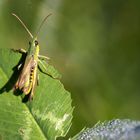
(0, 48, 73, 140)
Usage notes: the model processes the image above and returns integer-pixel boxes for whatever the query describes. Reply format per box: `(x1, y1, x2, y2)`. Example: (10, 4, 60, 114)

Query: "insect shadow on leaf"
(0, 52, 27, 98)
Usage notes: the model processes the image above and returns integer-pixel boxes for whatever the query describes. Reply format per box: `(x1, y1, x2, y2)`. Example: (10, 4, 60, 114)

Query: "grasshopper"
(12, 13, 54, 100)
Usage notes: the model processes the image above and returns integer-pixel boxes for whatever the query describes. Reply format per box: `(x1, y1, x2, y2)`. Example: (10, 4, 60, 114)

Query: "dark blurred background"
(0, 0, 140, 138)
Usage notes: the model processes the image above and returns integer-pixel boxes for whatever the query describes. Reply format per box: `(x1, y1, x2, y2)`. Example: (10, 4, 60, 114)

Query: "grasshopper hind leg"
(37, 72, 39, 86)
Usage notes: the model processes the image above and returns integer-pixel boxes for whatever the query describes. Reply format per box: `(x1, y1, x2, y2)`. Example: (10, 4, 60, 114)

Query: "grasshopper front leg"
(38, 59, 57, 79)
(38, 55, 50, 60)
(12, 48, 27, 70)
(11, 48, 27, 54)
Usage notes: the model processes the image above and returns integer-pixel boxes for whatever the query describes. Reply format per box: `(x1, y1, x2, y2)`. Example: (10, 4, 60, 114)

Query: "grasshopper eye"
(29, 41, 31, 45)
(35, 40, 38, 46)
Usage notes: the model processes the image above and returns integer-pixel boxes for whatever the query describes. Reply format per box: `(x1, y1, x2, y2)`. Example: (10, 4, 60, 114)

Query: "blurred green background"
(0, 0, 140, 139)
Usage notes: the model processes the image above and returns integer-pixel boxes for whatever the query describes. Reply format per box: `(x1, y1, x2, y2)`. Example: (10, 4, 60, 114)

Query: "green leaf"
(0, 48, 73, 140)
(71, 119, 140, 140)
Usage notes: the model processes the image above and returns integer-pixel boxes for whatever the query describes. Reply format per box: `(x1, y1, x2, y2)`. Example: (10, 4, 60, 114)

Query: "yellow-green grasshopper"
(12, 13, 55, 100)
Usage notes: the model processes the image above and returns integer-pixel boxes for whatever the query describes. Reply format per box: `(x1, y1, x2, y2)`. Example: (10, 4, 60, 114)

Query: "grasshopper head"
(29, 37, 39, 47)
(28, 37, 39, 58)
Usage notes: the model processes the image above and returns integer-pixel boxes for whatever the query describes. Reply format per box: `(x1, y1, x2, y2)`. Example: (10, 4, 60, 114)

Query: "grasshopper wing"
(14, 56, 36, 95)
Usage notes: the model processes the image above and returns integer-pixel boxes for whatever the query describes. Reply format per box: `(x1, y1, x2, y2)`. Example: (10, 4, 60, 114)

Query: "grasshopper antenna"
(35, 13, 52, 37)
(12, 13, 33, 38)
